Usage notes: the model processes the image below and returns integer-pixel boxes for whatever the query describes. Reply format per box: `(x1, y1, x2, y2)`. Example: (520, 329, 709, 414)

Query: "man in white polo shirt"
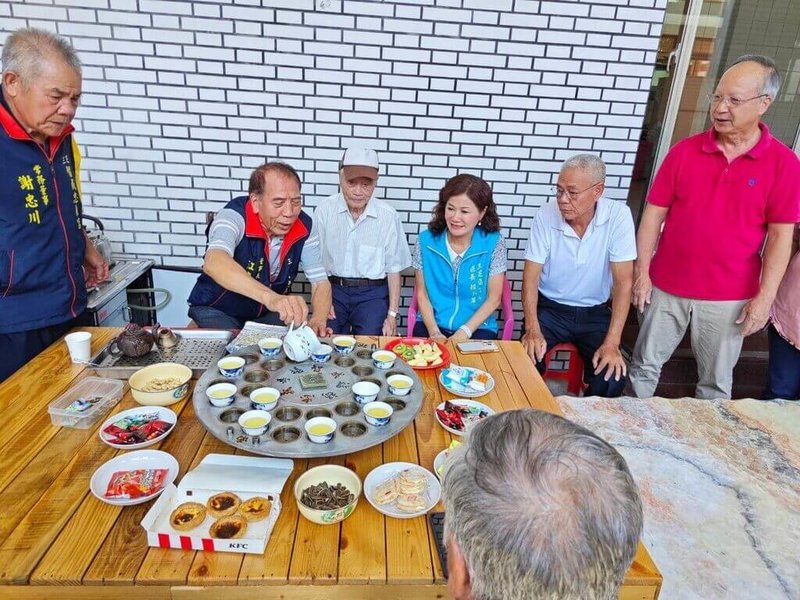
(314, 147, 412, 336)
(521, 154, 636, 397)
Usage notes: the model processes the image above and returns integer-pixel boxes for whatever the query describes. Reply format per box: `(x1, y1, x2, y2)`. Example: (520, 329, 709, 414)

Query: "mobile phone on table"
(456, 341, 499, 354)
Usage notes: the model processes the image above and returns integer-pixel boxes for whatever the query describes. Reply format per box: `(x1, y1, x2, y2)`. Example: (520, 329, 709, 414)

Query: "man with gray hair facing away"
(0, 28, 108, 383)
(442, 409, 643, 600)
(522, 154, 636, 396)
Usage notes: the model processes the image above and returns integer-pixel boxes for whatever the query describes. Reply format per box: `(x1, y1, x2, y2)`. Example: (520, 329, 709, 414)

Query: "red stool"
(543, 343, 586, 396)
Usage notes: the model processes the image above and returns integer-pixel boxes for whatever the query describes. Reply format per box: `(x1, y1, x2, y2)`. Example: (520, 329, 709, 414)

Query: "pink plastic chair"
(407, 276, 515, 340)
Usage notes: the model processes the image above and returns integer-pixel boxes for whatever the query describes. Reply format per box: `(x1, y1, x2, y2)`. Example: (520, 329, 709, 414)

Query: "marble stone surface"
(556, 396, 800, 600)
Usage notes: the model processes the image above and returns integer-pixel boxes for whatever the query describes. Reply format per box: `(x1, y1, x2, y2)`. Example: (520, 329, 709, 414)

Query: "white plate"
(98, 406, 177, 450)
(364, 462, 441, 519)
(434, 399, 495, 436)
(433, 449, 447, 481)
(439, 365, 495, 398)
(90, 449, 179, 506)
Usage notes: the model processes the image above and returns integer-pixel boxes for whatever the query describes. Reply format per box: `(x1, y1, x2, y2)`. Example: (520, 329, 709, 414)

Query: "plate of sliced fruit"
(385, 338, 450, 370)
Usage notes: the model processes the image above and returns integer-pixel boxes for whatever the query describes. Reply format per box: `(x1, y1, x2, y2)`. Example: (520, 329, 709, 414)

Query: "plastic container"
(48, 377, 125, 429)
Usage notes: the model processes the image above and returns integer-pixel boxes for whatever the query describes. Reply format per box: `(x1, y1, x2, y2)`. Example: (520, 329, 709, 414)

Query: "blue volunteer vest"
(0, 91, 87, 334)
(418, 228, 500, 333)
(188, 196, 311, 322)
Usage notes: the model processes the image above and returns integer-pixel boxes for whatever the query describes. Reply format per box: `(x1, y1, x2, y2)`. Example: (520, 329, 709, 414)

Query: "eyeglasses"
(707, 93, 767, 108)
(550, 183, 602, 202)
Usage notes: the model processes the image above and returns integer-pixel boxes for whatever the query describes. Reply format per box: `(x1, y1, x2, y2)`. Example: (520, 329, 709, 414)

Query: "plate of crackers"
(364, 462, 441, 519)
(168, 491, 273, 539)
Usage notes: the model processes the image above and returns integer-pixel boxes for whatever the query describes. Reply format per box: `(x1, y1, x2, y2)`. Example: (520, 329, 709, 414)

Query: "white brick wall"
(1, 0, 665, 332)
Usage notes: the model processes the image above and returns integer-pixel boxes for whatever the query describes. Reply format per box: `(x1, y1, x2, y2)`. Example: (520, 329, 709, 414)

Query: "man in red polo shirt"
(630, 54, 800, 399)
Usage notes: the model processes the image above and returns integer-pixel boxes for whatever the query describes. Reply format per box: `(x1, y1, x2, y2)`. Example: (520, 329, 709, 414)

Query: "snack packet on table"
(104, 468, 168, 500)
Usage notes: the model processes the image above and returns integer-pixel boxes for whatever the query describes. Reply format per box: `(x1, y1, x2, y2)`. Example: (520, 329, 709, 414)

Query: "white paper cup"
(65, 331, 92, 363)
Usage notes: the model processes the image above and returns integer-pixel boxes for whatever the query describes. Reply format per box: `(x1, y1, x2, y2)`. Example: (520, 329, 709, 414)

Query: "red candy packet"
(105, 468, 168, 499)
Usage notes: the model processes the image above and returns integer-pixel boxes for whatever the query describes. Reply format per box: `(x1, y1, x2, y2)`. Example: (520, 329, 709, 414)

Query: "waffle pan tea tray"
(193, 342, 423, 458)
(90, 329, 232, 379)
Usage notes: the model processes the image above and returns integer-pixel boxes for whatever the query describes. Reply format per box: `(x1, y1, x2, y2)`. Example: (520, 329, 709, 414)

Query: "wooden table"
(0, 328, 662, 599)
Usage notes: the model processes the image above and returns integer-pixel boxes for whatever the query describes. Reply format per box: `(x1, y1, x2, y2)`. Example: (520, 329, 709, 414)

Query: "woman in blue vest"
(412, 174, 507, 342)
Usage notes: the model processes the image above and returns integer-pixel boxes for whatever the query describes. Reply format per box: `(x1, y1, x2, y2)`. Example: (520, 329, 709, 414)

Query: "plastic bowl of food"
(294, 464, 361, 525)
(129, 363, 192, 407)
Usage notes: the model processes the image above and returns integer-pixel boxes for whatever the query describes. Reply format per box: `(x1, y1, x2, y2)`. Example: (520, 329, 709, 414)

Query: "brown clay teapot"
(109, 323, 155, 358)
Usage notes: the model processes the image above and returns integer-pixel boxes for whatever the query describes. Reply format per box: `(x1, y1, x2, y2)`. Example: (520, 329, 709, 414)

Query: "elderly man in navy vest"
(188, 162, 332, 334)
(0, 28, 109, 384)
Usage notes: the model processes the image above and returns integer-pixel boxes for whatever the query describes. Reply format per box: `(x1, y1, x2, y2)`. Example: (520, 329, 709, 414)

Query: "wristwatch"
(387, 310, 398, 319)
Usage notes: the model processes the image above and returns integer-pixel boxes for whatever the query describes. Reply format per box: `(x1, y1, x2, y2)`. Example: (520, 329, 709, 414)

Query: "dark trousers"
(188, 305, 284, 330)
(766, 324, 800, 400)
(0, 313, 89, 384)
(328, 283, 389, 336)
(535, 294, 626, 397)
(412, 320, 497, 340)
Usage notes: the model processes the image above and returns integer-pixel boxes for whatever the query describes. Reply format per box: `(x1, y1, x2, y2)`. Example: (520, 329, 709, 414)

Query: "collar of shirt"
(552, 196, 613, 238)
(702, 122, 773, 159)
(335, 192, 378, 223)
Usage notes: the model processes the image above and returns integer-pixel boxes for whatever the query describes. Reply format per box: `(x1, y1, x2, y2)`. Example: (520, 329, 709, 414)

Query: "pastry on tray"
(396, 493, 426, 513)
(372, 477, 399, 505)
(169, 502, 207, 532)
(239, 496, 272, 522)
(207, 491, 241, 518)
(397, 468, 427, 495)
(209, 515, 247, 539)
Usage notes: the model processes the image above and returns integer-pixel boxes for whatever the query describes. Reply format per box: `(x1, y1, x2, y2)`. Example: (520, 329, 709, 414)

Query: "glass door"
(626, 0, 694, 223)
(627, 0, 800, 221)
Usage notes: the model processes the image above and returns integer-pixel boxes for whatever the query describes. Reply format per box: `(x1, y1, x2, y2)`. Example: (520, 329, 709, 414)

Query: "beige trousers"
(630, 286, 747, 399)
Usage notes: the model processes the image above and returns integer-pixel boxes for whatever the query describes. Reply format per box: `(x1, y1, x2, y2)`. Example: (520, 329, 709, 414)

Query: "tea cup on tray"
(352, 381, 380, 405)
(332, 335, 356, 354)
(363, 401, 393, 427)
(218, 356, 245, 378)
(305, 416, 337, 443)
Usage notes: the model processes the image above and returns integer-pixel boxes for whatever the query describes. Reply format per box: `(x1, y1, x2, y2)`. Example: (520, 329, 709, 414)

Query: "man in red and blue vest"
(188, 162, 332, 334)
(0, 28, 109, 383)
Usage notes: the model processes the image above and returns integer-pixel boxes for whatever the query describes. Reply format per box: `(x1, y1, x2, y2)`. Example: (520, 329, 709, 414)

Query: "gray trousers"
(630, 286, 747, 399)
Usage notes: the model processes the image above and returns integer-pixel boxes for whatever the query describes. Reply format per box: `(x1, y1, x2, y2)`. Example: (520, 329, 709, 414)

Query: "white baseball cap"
(340, 146, 379, 170)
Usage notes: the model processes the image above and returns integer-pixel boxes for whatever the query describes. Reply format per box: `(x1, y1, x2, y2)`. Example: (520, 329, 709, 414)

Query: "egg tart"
(239, 496, 272, 522)
(207, 491, 241, 518)
(169, 502, 207, 532)
(209, 515, 247, 539)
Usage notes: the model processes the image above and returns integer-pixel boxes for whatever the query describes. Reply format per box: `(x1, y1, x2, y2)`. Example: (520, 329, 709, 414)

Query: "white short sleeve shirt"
(313, 193, 412, 280)
(524, 196, 636, 307)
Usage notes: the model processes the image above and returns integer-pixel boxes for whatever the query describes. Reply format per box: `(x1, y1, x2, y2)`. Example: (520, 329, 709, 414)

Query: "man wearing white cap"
(314, 147, 412, 335)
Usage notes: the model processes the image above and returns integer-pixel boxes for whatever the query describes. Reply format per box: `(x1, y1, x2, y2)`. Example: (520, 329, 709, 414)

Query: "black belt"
(330, 276, 387, 288)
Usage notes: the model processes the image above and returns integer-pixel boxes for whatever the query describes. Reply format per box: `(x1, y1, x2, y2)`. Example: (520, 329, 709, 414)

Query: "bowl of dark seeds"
(293, 465, 362, 524)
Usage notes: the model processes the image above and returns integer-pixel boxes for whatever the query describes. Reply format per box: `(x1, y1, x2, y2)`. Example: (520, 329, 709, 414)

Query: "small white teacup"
(372, 350, 396, 370)
(258, 337, 282, 357)
(305, 416, 336, 443)
(363, 401, 393, 427)
(206, 382, 237, 407)
(250, 386, 280, 411)
(352, 380, 380, 405)
(311, 344, 333, 363)
(239, 409, 271, 436)
(387, 374, 414, 396)
(218, 356, 245, 378)
(332, 335, 356, 354)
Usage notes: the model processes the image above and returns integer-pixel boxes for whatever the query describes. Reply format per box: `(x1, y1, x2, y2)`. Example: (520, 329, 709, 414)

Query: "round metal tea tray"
(192, 342, 423, 458)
